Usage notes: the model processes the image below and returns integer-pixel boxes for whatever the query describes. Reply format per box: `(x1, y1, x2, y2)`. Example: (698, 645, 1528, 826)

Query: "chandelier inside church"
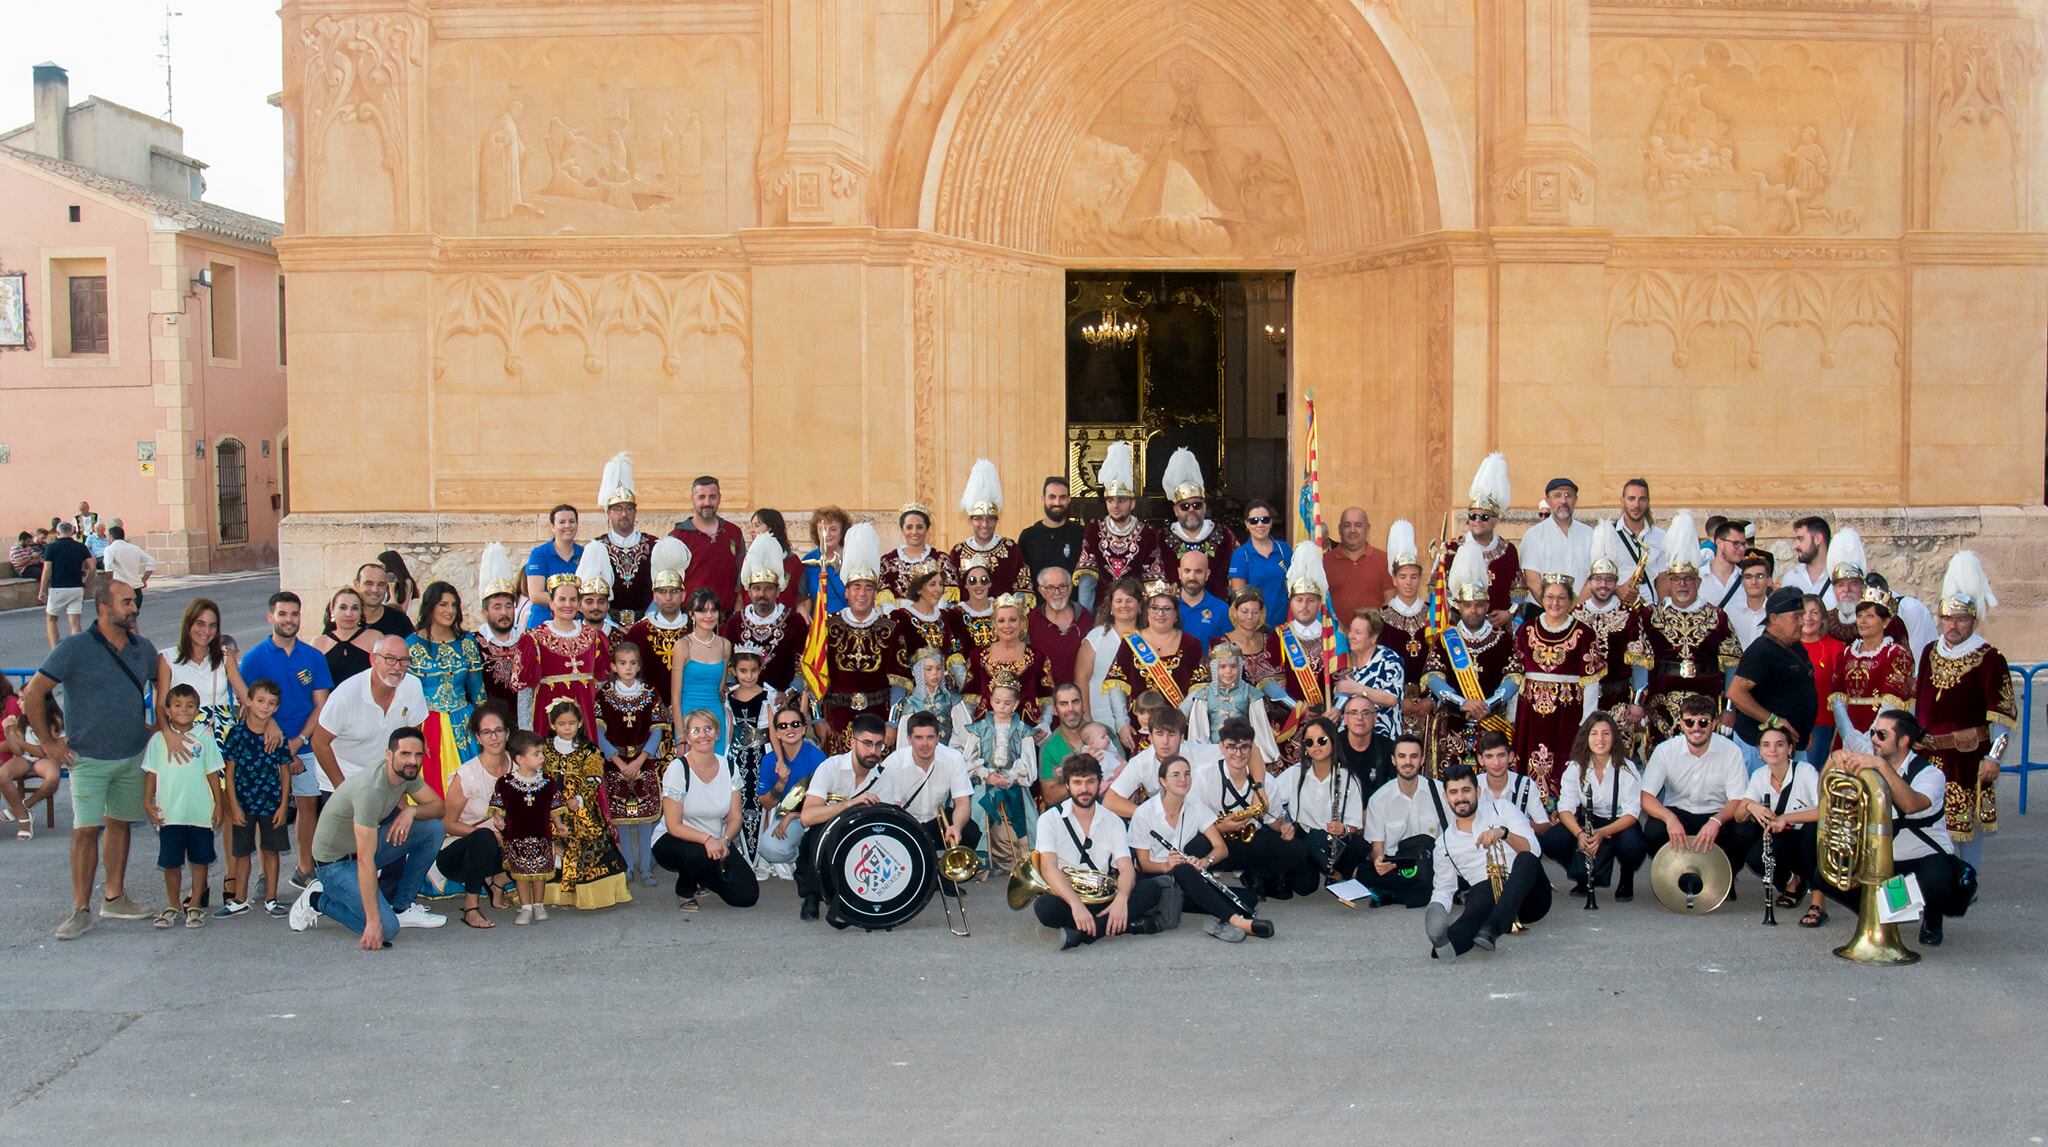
(1082, 307, 1139, 347)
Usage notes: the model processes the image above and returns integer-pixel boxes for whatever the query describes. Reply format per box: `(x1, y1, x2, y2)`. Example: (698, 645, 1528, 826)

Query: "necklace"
(690, 631, 720, 648)
(509, 768, 547, 806)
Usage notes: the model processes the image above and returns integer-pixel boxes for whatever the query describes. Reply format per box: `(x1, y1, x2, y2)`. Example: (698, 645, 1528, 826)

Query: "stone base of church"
(281, 503, 2048, 659)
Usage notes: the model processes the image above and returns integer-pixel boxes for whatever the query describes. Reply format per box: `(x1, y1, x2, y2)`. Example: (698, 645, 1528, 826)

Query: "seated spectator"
(10, 531, 42, 581)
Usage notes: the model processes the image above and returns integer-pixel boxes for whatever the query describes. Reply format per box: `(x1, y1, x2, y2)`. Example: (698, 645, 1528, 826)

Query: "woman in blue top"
(751, 698, 827, 876)
(671, 589, 732, 753)
(1228, 499, 1293, 629)
(799, 505, 849, 621)
(407, 582, 487, 761)
(523, 503, 584, 629)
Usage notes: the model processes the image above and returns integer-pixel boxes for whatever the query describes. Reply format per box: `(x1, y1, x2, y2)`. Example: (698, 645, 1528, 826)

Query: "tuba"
(1818, 760, 1919, 965)
(1005, 852, 1116, 911)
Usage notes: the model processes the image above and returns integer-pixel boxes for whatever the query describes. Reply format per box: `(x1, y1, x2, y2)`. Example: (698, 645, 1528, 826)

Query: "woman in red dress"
(1509, 576, 1605, 804)
(962, 597, 1054, 725)
(529, 580, 611, 737)
(1827, 592, 1914, 752)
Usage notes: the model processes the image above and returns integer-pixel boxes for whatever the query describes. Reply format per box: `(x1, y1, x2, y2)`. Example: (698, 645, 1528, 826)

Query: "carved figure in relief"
(1122, 58, 1244, 233)
(480, 102, 542, 221)
(660, 111, 703, 189)
(1753, 125, 1858, 236)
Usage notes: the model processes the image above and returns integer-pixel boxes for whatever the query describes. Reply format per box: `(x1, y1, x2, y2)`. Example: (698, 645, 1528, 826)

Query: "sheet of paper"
(1877, 873, 1924, 924)
(1326, 878, 1370, 906)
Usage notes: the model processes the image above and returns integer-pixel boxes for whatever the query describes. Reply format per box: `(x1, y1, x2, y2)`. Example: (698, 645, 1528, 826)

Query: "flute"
(1151, 829, 1253, 917)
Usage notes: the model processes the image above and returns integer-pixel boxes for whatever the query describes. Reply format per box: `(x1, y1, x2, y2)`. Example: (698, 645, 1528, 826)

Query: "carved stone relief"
(299, 12, 427, 232)
(1052, 51, 1307, 258)
(431, 269, 751, 379)
(1606, 267, 1902, 368)
(1931, 26, 2037, 231)
(1593, 39, 1902, 237)
(429, 36, 760, 236)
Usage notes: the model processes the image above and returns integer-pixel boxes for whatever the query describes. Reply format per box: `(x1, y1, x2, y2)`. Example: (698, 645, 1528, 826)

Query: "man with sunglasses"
(1841, 710, 1960, 946)
(1159, 448, 1236, 600)
(1437, 453, 1520, 631)
(1638, 694, 1758, 880)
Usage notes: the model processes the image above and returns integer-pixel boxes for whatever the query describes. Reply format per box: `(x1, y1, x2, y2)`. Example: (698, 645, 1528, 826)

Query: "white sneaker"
(289, 880, 323, 932)
(395, 904, 447, 929)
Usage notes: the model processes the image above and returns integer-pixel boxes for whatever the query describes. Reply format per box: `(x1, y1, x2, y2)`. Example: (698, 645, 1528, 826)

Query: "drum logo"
(848, 836, 912, 900)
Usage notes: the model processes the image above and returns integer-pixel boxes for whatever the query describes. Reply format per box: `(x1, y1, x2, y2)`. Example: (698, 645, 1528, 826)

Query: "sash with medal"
(1123, 632, 1186, 707)
(1439, 627, 1514, 736)
(1279, 626, 1325, 708)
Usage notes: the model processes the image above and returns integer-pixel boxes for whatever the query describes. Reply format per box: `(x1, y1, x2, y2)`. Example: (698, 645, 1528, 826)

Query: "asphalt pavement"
(0, 570, 281, 677)
(0, 775, 2041, 1144)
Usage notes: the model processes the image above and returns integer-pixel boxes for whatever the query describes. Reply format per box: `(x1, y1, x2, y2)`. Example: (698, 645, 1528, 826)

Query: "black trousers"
(1165, 862, 1254, 921)
(1447, 851, 1553, 955)
(1744, 824, 1818, 895)
(651, 835, 760, 907)
(1538, 821, 1648, 888)
(1277, 829, 1369, 896)
(1363, 835, 1436, 907)
(1641, 808, 1760, 880)
(1031, 878, 1164, 937)
(1821, 852, 1956, 930)
(1188, 825, 1308, 896)
(436, 831, 504, 894)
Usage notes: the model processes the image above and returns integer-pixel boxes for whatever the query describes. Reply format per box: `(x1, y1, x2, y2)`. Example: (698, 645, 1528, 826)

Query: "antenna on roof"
(159, 6, 183, 122)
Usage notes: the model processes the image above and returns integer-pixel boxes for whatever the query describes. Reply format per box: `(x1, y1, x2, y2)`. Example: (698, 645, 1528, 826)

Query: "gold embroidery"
(1927, 647, 1984, 695)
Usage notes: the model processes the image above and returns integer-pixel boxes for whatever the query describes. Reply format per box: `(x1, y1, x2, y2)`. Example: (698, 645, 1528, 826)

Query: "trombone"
(934, 814, 977, 938)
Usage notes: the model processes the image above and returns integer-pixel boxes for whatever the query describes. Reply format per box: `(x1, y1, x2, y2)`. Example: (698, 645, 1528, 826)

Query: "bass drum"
(815, 804, 938, 931)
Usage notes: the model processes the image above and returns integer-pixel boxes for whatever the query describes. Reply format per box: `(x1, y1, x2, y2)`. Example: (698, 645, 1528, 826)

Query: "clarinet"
(1580, 764, 1600, 911)
(1760, 817, 1778, 926)
(1151, 829, 1253, 918)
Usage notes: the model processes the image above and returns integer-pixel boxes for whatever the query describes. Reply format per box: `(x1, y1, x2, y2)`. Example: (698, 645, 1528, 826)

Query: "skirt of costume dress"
(725, 714, 767, 861)
(503, 836, 556, 877)
(544, 761, 632, 909)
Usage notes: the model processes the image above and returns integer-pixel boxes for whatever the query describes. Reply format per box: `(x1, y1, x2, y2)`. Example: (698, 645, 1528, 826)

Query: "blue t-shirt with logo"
(237, 638, 333, 751)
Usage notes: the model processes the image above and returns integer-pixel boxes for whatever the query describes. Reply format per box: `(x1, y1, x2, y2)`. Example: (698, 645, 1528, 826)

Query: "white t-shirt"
(1725, 596, 1767, 648)
(883, 744, 973, 823)
(314, 672, 429, 793)
(1641, 735, 1748, 815)
(1477, 769, 1549, 828)
(657, 756, 737, 840)
(1518, 517, 1595, 590)
(1365, 775, 1447, 847)
(1556, 760, 1644, 822)
(1109, 741, 1224, 802)
(1890, 754, 1951, 861)
(1280, 763, 1364, 830)
(1430, 805, 1536, 910)
(1033, 799, 1130, 874)
(1743, 761, 1820, 815)
(804, 753, 905, 808)
(1127, 794, 1218, 862)
(101, 538, 156, 588)
(1188, 761, 1271, 825)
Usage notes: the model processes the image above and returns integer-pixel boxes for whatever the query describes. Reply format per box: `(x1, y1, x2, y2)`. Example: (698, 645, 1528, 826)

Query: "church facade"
(275, 0, 2048, 649)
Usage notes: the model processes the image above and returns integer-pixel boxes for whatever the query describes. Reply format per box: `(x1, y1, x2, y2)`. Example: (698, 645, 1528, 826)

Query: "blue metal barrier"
(2007, 663, 2048, 816)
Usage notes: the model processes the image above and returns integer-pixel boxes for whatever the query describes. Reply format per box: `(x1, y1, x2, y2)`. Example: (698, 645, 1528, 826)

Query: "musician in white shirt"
(1030, 755, 1158, 949)
(1425, 766, 1553, 960)
(1546, 713, 1647, 901)
(1363, 734, 1448, 908)
(1130, 754, 1273, 942)
(1475, 732, 1551, 838)
(1269, 716, 1366, 895)
(1824, 711, 1959, 946)
(1638, 694, 1759, 882)
(1103, 706, 1221, 819)
(1188, 717, 1310, 897)
(795, 715, 905, 924)
(1740, 724, 1821, 917)
(889, 712, 978, 882)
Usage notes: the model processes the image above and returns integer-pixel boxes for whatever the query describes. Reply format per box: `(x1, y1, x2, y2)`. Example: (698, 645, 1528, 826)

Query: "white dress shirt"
(1556, 760, 1643, 822)
(1430, 804, 1536, 910)
(883, 744, 974, 822)
(1110, 742, 1223, 802)
(1278, 763, 1365, 831)
(1889, 754, 1951, 861)
(1743, 761, 1820, 815)
(1616, 521, 1668, 585)
(1477, 769, 1550, 829)
(1698, 563, 1744, 612)
(1778, 561, 1832, 606)
(314, 672, 429, 793)
(1189, 761, 1273, 825)
(1128, 794, 1218, 862)
(805, 753, 906, 807)
(100, 538, 156, 588)
(1518, 516, 1595, 590)
(1725, 595, 1768, 648)
(1641, 735, 1748, 815)
(1365, 775, 1448, 847)
(1033, 799, 1130, 874)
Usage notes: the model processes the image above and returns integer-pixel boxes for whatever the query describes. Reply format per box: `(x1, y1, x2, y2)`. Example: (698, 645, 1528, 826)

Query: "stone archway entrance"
(883, 0, 1472, 531)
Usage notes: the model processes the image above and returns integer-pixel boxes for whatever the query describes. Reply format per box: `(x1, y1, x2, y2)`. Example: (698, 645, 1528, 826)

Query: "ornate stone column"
(1487, 0, 1597, 227)
(758, 0, 871, 226)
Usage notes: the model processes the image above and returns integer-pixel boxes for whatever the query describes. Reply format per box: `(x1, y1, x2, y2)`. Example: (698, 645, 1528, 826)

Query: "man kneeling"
(290, 727, 447, 947)
(1424, 765, 1551, 961)
(1031, 754, 1157, 950)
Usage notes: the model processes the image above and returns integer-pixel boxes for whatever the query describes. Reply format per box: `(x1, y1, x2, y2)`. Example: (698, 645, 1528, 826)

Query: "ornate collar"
(1537, 615, 1574, 635)
(962, 535, 1006, 552)
(838, 607, 882, 629)
(960, 602, 995, 619)
(894, 545, 933, 564)
(1666, 598, 1709, 614)
(744, 604, 786, 626)
(479, 625, 524, 648)
(902, 603, 946, 623)
(1288, 619, 1324, 642)
(1102, 516, 1141, 538)
(1852, 636, 1897, 657)
(646, 610, 688, 631)
(1457, 621, 1495, 642)
(1933, 635, 1988, 660)
(545, 619, 584, 638)
(1461, 531, 1509, 560)
(1387, 595, 1426, 618)
(1579, 596, 1623, 615)
(1170, 519, 1216, 545)
(606, 530, 643, 547)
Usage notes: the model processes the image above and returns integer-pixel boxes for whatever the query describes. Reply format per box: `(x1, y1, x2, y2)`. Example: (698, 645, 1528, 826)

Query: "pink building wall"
(0, 157, 286, 572)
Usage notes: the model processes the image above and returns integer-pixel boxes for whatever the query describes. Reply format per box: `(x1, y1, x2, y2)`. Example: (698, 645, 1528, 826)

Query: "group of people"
(15, 500, 160, 648)
(14, 447, 2014, 961)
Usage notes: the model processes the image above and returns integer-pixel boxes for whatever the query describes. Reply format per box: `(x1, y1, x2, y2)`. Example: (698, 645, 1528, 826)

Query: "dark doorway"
(1064, 271, 1292, 525)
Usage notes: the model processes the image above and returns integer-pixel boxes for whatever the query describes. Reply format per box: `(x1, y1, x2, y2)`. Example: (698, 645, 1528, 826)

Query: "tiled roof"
(1, 145, 279, 248)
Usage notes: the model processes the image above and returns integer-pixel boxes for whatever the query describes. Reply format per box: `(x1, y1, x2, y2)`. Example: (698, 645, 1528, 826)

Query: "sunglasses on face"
(1869, 730, 1894, 742)
(774, 720, 805, 730)
(967, 576, 991, 586)
(1303, 737, 1331, 747)
(1177, 501, 1203, 512)
(1680, 717, 1712, 729)
(1468, 512, 1496, 523)
(1246, 516, 1272, 526)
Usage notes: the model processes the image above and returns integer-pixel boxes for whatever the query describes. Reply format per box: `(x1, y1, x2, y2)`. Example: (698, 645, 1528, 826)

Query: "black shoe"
(1615, 879, 1634, 902)
(1568, 881, 1588, 896)
(1471, 925, 1499, 952)
(826, 908, 850, 930)
(1126, 916, 1161, 935)
(1918, 923, 1944, 947)
(1059, 926, 1083, 951)
(1249, 918, 1275, 938)
(799, 895, 819, 922)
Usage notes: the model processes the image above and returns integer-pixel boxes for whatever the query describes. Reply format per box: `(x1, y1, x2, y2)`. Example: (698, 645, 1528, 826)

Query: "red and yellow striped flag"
(798, 555, 831, 697)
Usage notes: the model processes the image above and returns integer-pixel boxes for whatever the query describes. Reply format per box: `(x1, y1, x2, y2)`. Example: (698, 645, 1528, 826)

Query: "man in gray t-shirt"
(22, 581, 158, 940)
(291, 726, 448, 948)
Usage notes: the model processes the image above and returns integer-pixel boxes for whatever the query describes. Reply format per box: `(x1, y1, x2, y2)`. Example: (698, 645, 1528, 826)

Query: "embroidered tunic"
(1507, 617, 1605, 802)
(1914, 639, 2017, 841)
(1625, 602, 1741, 744)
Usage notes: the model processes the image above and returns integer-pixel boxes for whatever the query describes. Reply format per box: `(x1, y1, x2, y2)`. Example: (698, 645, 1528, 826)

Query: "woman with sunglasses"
(1269, 715, 1367, 896)
(1101, 580, 1211, 751)
(752, 700, 827, 879)
(953, 552, 1002, 653)
(1226, 499, 1293, 630)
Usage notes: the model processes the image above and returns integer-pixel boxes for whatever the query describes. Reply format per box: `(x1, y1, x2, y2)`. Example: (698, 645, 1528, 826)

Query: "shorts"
(70, 753, 146, 825)
(158, 823, 218, 869)
(45, 586, 84, 617)
(230, 817, 290, 858)
(288, 753, 321, 799)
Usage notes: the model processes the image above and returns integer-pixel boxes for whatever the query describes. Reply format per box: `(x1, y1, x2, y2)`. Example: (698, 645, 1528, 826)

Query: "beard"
(1045, 505, 1068, 524)
(1449, 798, 1477, 818)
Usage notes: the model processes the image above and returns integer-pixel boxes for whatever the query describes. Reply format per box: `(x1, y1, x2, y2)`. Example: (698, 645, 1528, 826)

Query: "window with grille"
(217, 439, 248, 545)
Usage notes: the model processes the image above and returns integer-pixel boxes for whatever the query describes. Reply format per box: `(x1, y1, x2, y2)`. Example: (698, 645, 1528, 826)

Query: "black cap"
(1544, 477, 1577, 495)
(1765, 586, 1804, 615)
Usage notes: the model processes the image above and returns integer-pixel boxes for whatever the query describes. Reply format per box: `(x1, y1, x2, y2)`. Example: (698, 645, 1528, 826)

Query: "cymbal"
(1650, 843, 1732, 914)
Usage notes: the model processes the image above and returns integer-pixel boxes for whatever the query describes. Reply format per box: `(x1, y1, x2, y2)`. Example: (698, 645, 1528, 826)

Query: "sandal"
(1775, 889, 1800, 909)
(152, 908, 180, 929)
(462, 906, 495, 930)
(488, 878, 511, 911)
(1799, 904, 1828, 928)
(15, 819, 30, 841)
